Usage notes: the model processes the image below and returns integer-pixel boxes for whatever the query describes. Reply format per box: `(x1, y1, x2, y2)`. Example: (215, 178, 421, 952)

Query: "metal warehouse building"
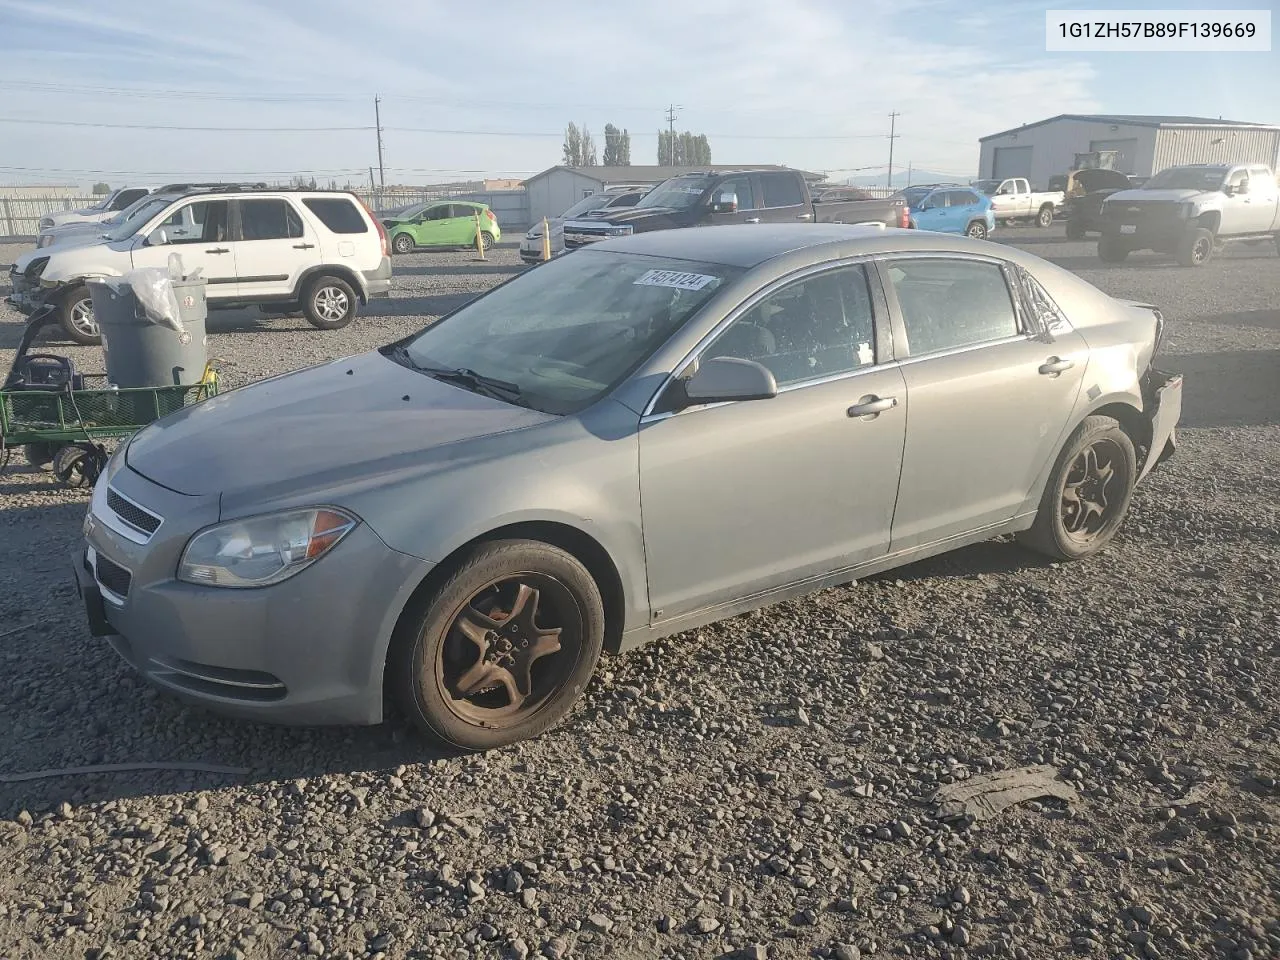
(978, 114, 1280, 188)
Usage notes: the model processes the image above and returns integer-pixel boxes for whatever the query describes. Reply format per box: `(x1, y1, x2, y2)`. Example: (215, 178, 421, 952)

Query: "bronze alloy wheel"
(1059, 437, 1129, 545)
(434, 573, 582, 729)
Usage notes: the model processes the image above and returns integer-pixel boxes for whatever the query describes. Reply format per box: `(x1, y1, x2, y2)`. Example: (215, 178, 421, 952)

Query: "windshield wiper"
(386, 347, 526, 404)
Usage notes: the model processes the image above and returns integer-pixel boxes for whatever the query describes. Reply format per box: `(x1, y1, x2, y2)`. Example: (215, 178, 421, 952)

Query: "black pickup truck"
(561, 169, 910, 249)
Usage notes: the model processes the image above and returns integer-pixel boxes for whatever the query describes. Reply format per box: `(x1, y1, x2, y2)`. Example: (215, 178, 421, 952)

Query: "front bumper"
(1138, 368, 1182, 482)
(73, 462, 433, 726)
(6, 269, 46, 315)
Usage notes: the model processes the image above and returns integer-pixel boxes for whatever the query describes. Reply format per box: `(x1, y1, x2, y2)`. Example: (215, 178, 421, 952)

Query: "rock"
(796, 707, 811, 727)
(694, 916, 721, 934)
(952, 925, 970, 947)
(586, 913, 613, 934)
(542, 937, 569, 959)
(739, 946, 768, 960)
(520, 889, 538, 910)
(833, 946, 861, 960)
(952, 886, 971, 906)
(413, 807, 436, 829)
(505, 870, 525, 893)
(509, 938, 530, 960)
(656, 915, 672, 934)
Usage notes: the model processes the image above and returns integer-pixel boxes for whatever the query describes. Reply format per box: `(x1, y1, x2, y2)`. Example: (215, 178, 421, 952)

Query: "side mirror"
(710, 193, 738, 214)
(1235, 180, 1249, 195)
(148, 228, 169, 246)
(679, 356, 777, 406)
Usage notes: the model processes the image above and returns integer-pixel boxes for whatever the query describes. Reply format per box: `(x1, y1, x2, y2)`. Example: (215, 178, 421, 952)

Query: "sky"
(0, 0, 1277, 190)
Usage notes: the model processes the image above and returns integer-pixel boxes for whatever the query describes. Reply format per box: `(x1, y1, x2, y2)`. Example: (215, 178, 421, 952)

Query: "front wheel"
(59, 285, 100, 345)
(392, 233, 414, 255)
(1018, 415, 1137, 561)
(1097, 234, 1130, 263)
(1176, 227, 1214, 267)
(388, 539, 605, 751)
(1065, 220, 1085, 241)
(965, 221, 988, 240)
(303, 276, 357, 330)
(1036, 205, 1054, 228)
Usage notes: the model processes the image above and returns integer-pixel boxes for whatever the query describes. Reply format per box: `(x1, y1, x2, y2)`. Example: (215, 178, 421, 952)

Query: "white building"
(522, 165, 820, 225)
(978, 114, 1280, 188)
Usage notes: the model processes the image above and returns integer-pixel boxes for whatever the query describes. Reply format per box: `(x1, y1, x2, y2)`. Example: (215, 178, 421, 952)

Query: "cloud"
(0, 0, 1102, 183)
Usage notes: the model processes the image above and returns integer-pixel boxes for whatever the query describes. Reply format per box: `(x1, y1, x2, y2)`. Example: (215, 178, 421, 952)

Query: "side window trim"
(876, 253, 1028, 363)
(641, 256, 892, 419)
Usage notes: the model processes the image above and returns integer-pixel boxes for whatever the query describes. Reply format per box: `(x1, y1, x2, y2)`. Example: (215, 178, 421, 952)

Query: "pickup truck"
(1096, 163, 1280, 266)
(560, 169, 910, 249)
(971, 177, 1064, 227)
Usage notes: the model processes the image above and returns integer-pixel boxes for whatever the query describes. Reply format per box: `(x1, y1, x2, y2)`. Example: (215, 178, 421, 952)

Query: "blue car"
(899, 185, 995, 239)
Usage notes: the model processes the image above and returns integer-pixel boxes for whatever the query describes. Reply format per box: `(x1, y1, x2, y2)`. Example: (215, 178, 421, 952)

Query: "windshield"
(635, 175, 713, 210)
(105, 196, 174, 241)
(559, 194, 613, 219)
(394, 201, 447, 219)
(898, 187, 932, 206)
(972, 180, 1002, 195)
(100, 193, 158, 229)
(390, 250, 742, 415)
(1143, 167, 1227, 191)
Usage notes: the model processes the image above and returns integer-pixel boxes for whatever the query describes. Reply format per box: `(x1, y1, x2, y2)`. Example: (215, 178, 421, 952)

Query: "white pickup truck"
(1096, 163, 1280, 266)
(971, 177, 1064, 227)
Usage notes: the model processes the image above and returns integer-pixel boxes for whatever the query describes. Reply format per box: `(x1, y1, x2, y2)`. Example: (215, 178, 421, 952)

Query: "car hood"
(46, 208, 108, 226)
(572, 206, 682, 230)
(13, 239, 132, 281)
(125, 350, 556, 499)
(1104, 188, 1205, 205)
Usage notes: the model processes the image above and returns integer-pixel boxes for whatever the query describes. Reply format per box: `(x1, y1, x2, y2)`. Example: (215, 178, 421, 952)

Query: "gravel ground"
(1, 231, 1277, 960)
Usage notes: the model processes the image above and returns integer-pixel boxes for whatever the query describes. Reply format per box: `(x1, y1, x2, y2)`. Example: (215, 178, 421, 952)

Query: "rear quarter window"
(302, 197, 370, 234)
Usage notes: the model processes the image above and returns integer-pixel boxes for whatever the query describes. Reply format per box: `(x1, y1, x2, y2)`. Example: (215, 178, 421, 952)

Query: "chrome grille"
(107, 486, 162, 538)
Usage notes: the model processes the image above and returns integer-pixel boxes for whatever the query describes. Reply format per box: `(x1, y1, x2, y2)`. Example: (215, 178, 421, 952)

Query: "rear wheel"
(1036, 205, 1054, 228)
(58, 285, 100, 345)
(965, 221, 988, 240)
(52, 443, 102, 488)
(22, 442, 57, 468)
(1065, 220, 1086, 241)
(1018, 415, 1137, 561)
(392, 233, 414, 255)
(480, 231, 495, 251)
(389, 539, 605, 751)
(1097, 234, 1130, 263)
(1175, 227, 1214, 267)
(303, 276, 357, 330)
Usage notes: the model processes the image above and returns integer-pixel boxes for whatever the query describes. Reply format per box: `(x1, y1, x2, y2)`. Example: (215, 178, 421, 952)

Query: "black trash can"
(88, 277, 209, 389)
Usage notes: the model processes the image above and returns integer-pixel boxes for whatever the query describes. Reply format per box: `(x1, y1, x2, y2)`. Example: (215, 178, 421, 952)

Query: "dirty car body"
(74, 225, 1180, 737)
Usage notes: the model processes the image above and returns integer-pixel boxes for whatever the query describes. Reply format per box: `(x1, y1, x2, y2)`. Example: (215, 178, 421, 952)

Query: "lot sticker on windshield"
(634, 269, 718, 291)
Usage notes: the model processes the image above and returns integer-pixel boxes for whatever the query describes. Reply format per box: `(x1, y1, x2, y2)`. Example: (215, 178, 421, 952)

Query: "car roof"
(587, 224, 1008, 269)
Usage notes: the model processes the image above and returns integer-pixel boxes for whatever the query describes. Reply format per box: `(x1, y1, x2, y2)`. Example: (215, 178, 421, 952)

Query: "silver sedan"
(74, 225, 1181, 750)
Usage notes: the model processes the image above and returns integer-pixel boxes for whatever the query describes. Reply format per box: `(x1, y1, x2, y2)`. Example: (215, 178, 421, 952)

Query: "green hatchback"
(383, 201, 502, 254)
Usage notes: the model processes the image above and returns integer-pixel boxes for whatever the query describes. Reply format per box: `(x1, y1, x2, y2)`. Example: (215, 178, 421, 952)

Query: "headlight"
(39, 217, 54, 230)
(1175, 202, 1195, 219)
(525, 227, 542, 239)
(25, 256, 50, 279)
(606, 225, 633, 237)
(37, 234, 53, 248)
(178, 507, 357, 588)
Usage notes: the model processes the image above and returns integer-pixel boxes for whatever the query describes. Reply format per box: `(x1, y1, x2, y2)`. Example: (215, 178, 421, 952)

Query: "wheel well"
(1194, 211, 1221, 234)
(386, 521, 627, 673)
(295, 266, 365, 305)
(1091, 401, 1151, 460)
(1038, 202, 1054, 212)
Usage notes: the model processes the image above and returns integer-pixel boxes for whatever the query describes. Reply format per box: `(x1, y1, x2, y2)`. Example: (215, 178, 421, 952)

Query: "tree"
(562, 122, 583, 166)
(602, 123, 632, 166)
(580, 125, 598, 166)
(656, 130, 712, 165)
(92, 182, 111, 195)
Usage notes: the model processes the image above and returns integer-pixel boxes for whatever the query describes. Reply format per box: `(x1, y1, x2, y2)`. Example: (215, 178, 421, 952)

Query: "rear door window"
(238, 199, 304, 241)
(302, 197, 369, 234)
(886, 258, 1020, 356)
(759, 172, 804, 208)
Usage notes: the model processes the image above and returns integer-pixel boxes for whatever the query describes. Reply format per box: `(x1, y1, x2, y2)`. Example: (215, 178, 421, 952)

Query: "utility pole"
(906, 161, 912, 187)
(374, 96, 386, 188)
(886, 112, 900, 190)
(664, 104, 680, 166)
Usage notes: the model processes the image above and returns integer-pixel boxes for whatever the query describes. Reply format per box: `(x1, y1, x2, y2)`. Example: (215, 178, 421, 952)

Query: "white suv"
(9, 186, 392, 344)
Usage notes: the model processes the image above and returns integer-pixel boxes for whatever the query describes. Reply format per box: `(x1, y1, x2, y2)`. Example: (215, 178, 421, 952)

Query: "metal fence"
(0, 189, 534, 239)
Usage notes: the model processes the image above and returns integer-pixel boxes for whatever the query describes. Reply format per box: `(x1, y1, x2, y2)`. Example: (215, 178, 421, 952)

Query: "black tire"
(1018, 415, 1137, 562)
(52, 443, 100, 489)
(1176, 227, 1214, 267)
(22, 442, 57, 468)
(480, 231, 495, 252)
(1065, 220, 1086, 241)
(58, 285, 100, 345)
(303, 275, 357, 330)
(1036, 205, 1054, 228)
(392, 233, 414, 255)
(1097, 234, 1130, 263)
(388, 539, 605, 751)
(965, 221, 988, 240)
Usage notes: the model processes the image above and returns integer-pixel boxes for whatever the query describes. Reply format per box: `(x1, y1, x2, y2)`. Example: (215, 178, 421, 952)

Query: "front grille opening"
(107, 488, 161, 535)
(95, 554, 132, 597)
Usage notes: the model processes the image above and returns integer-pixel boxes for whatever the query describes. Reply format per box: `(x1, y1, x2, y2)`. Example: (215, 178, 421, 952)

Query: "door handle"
(293, 243, 316, 249)
(1039, 357, 1075, 375)
(205, 247, 230, 254)
(744, 217, 761, 224)
(796, 212, 813, 221)
(847, 395, 898, 418)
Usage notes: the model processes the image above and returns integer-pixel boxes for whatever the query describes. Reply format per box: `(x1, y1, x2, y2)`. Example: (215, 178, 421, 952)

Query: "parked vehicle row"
(72, 223, 1181, 748)
(9, 184, 392, 343)
(1096, 162, 1280, 266)
(897, 184, 996, 239)
(382, 200, 502, 254)
(519, 185, 649, 263)
(971, 177, 1064, 227)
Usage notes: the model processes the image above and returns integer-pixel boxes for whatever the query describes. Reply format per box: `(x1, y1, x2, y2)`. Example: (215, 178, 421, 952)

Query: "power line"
(0, 117, 372, 132)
